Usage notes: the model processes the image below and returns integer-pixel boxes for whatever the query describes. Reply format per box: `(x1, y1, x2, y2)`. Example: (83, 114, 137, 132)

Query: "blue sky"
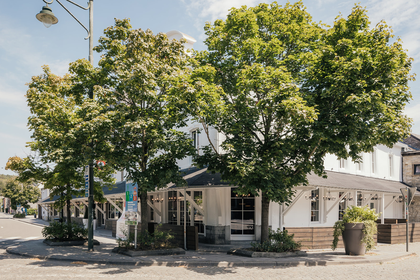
(0, 0, 418, 175)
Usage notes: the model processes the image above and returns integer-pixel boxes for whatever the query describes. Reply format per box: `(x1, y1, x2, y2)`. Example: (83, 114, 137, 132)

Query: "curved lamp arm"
(43, 0, 91, 39)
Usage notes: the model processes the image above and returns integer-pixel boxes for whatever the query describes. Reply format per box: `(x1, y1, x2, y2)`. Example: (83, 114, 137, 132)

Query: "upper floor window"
(192, 130, 200, 154)
(389, 154, 394, 177)
(339, 158, 345, 169)
(357, 153, 363, 171)
(414, 164, 420, 175)
(371, 150, 376, 174)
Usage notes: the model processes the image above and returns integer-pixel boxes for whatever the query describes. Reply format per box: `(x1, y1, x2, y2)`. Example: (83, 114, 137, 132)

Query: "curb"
(5, 245, 417, 267)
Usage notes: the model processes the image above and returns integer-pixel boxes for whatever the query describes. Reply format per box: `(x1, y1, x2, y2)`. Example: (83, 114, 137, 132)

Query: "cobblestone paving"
(1, 243, 420, 280)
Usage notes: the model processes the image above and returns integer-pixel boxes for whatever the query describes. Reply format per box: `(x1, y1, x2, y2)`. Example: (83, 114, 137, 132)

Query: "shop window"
(231, 188, 255, 235)
(168, 191, 178, 225)
(168, 190, 205, 233)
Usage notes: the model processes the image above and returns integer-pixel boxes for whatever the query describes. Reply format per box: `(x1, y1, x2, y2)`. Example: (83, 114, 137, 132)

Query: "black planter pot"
(342, 223, 366, 255)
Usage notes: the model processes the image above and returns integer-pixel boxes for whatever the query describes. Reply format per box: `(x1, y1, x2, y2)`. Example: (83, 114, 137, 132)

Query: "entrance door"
(231, 188, 255, 239)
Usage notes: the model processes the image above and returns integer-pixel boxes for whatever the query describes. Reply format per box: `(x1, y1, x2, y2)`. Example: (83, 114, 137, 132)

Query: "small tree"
(18, 63, 115, 233)
(1, 180, 40, 211)
(93, 19, 196, 233)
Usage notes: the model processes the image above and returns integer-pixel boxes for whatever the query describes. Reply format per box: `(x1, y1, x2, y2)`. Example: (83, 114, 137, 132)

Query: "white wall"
(323, 142, 407, 181)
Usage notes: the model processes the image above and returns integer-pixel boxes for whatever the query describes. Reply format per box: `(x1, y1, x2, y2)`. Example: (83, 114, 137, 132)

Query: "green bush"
(13, 213, 26, 218)
(251, 229, 301, 253)
(332, 205, 379, 252)
(117, 225, 175, 250)
(42, 221, 88, 241)
(27, 208, 37, 215)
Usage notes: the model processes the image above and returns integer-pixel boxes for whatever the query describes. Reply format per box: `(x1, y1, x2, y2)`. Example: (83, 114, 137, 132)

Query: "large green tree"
(1, 179, 40, 210)
(21, 64, 115, 228)
(192, 2, 413, 242)
(93, 19, 196, 233)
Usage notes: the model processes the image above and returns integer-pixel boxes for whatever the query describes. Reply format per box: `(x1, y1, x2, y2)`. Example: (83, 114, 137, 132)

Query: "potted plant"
(332, 205, 379, 255)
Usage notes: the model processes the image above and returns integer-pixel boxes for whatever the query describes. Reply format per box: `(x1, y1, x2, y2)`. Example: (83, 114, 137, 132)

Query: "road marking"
(0, 237, 41, 242)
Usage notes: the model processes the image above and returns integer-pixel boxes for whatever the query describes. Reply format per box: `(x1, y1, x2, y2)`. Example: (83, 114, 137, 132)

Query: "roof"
(39, 181, 126, 204)
(306, 170, 411, 194)
(39, 168, 416, 204)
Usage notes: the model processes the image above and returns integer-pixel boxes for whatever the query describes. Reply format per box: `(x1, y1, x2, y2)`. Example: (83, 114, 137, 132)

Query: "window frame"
(414, 164, 420, 175)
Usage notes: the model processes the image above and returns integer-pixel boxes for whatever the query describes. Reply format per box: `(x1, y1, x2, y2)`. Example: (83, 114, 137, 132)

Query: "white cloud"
(405, 103, 420, 128)
(181, 0, 273, 41)
(364, 0, 420, 63)
(183, 0, 264, 22)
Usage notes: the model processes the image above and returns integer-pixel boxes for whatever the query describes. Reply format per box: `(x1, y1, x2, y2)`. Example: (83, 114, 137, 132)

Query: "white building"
(37, 30, 413, 248)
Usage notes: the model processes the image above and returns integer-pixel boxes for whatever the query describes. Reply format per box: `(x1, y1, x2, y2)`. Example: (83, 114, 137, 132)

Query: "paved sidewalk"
(4, 214, 418, 267)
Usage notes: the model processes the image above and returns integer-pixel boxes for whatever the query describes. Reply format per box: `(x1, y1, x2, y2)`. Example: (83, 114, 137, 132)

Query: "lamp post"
(36, 0, 95, 251)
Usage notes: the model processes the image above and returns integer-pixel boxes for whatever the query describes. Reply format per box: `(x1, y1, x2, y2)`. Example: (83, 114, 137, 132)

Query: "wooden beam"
(106, 198, 123, 213)
(326, 192, 348, 216)
(362, 194, 374, 207)
(385, 197, 396, 210)
(147, 200, 162, 217)
(95, 203, 105, 215)
(71, 202, 84, 214)
(284, 190, 305, 215)
(184, 191, 205, 216)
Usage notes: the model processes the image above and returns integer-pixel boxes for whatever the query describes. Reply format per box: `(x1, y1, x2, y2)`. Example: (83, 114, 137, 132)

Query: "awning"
(306, 170, 414, 195)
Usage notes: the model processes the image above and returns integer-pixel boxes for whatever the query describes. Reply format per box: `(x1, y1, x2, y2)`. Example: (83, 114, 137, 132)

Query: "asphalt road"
(0, 216, 44, 249)
(1, 216, 420, 279)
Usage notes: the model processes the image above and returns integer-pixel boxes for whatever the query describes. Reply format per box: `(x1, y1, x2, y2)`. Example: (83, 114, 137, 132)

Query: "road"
(0, 215, 44, 249)
(0, 215, 420, 279)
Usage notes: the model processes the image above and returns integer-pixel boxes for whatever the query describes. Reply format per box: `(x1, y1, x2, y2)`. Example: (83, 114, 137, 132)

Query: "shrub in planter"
(117, 225, 175, 250)
(13, 213, 26, 218)
(42, 221, 88, 242)
(251, 229, 301, 253)
(332, 205, 379, 253)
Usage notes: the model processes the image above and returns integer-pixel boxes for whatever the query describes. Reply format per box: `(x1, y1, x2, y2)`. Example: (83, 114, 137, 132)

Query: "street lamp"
(36, 0, 95, 251)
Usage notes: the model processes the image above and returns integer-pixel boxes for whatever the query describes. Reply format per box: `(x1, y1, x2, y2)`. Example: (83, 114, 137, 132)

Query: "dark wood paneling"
(285, 226, 377, 250)
(377, 223, 420, 244)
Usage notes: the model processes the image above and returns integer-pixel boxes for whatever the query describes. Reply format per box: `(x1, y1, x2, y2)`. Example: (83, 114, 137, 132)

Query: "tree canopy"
(192, 1, 413, 242)
(93, 19, 196, 232)
(1, 179, 40, 210)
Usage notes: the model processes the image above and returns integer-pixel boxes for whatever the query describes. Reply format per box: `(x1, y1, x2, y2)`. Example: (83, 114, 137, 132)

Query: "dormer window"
(192, 130, 199, 154)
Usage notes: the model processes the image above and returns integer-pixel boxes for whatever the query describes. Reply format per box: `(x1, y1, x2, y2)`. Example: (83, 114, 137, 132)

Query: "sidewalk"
(5, 215, 418, 267)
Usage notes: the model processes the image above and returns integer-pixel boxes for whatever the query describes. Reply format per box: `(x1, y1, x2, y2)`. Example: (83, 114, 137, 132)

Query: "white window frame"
(310, 189, 320, 223)
(371, 150, 376, 174)
(389, 154, 394, 178)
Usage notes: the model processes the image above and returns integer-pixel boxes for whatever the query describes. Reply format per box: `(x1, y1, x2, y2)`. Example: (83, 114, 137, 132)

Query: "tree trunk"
(261, 192, 270, 243)
(66, 198, 72, 239)
(140, 191, 148, 234)
(66, 184, 72, 239)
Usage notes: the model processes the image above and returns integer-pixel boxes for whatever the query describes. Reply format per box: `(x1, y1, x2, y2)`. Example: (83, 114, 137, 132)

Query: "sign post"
(84, 166, 89, 198)
(125, 183, 139, 248)
(400, 187, 417, 252)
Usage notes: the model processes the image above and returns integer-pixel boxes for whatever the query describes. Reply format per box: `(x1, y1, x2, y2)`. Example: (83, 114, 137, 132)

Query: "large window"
(168, 191, 178, 225)
(167, 190, 205, 234)
(231, 188, 255, 235)
(310, 189, 319, 222)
